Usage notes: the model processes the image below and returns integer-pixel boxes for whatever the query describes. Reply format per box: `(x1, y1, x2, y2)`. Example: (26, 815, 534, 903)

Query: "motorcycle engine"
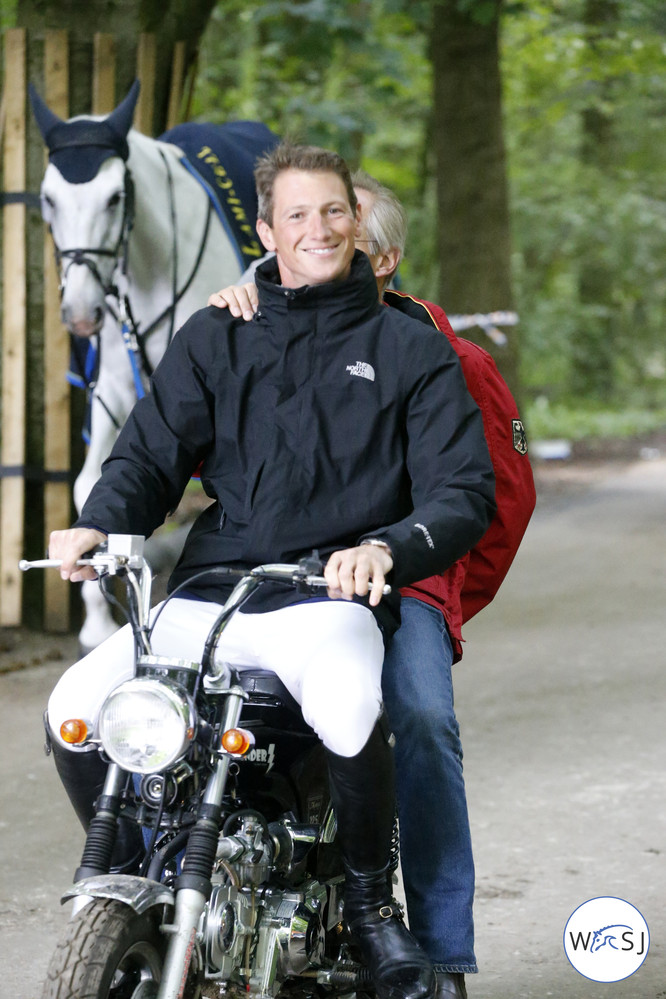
(203, 880, 327, 993)
(201, 815, 328, 994)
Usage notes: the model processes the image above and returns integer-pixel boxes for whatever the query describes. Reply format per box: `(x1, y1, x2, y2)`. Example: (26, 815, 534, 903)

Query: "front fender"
(62, 874, 174, 915)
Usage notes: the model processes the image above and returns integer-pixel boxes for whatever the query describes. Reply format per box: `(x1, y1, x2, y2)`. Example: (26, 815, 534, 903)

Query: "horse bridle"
(50, 166, 136, 303)
(48, 152, 213, 399)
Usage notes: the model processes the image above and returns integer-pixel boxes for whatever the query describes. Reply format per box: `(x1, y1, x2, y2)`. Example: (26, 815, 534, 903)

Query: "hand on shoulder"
(207, 282, 259, 321)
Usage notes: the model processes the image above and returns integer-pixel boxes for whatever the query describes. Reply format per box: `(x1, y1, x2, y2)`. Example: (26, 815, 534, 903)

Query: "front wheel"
(42, 898, 167, 999)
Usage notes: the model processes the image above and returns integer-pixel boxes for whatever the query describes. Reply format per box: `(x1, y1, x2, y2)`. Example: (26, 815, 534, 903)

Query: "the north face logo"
(346, 361, 375, 382)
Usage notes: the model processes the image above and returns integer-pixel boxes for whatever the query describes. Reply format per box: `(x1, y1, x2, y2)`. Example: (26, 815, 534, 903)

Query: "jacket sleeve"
(380, 291, 534, 620)
(457, 344, 536, 622)
(74, 311, 219, 537)
(364, 330, 496, 588)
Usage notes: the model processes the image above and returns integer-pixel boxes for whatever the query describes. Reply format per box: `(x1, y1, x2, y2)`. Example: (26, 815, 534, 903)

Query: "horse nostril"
(94, 306, 104, 326)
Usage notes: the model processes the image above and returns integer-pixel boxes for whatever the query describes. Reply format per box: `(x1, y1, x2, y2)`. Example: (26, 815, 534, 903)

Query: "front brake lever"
(294, 550, 324, 592)
(297, 550, 324, 575)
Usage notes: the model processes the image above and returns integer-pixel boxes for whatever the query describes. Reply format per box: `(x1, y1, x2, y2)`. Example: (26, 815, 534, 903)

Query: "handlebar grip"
(19, 557, 96, 572)
(304, 574, 391, 596)
(19, 558, 63, 571)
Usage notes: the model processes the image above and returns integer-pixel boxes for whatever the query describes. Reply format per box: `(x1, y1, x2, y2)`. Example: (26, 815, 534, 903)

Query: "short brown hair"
(255, 142, 357, 227)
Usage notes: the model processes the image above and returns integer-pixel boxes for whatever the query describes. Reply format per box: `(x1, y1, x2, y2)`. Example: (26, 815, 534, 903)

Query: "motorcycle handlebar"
(215, 562, 391, 596)
(19, 551, 391, 596)
(19, 554, 130, 574)
(19, 557, 98, 571)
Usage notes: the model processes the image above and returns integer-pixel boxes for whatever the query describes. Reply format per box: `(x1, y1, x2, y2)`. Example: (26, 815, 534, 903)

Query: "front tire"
(42, 898, 166, 999)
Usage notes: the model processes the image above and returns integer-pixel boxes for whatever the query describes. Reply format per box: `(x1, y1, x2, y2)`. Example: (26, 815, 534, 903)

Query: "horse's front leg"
(73, 373, 134, 653)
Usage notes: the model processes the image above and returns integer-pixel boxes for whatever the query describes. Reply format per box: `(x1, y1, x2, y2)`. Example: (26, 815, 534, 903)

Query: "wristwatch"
(360, 538, 393, 556)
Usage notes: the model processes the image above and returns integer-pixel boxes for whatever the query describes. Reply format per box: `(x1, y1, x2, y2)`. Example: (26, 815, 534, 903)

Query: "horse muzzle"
(63, 305, 105, 339)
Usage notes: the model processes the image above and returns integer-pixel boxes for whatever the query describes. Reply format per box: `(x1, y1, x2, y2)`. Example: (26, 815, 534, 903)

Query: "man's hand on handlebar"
(324, 545, 393, 607)
(48, 528, 107, 582)
(208, 282, 259, 321)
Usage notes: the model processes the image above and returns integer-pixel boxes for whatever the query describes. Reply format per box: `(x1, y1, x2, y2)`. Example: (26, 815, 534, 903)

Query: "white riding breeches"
(48, 597, 385, 757)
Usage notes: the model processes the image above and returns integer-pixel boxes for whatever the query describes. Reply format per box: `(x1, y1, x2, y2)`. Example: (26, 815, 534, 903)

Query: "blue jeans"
(382, 598, 477, 974)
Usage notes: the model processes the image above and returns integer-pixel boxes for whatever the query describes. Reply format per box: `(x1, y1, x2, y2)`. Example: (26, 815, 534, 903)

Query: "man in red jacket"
(209, 171, 536, 999)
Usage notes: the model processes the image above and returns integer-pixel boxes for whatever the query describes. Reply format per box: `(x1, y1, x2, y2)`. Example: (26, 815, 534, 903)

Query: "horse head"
(30, 81, 140, 338)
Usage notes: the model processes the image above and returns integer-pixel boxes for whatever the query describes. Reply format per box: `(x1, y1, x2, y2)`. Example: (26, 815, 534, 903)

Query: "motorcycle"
(21, 534, 398, 999)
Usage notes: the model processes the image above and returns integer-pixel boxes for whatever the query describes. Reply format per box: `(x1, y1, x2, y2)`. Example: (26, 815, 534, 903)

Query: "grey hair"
(352, 169, 407, 264)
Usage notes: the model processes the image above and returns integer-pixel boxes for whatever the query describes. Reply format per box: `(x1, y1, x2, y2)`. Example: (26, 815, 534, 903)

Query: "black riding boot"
(51, 740, 143, 873)
(326, 715, 435, 999)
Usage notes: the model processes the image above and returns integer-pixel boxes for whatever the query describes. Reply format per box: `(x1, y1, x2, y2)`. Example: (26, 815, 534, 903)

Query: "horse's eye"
(40, 194, 56, 222)
(107, 192, 122, 210)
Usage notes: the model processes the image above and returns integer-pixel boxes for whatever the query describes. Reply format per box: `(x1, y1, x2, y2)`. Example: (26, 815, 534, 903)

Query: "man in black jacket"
(48, 143, 495, 999)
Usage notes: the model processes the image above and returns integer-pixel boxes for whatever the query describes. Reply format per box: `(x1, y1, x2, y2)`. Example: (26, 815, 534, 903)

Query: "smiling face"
(256, 169, 359, 289)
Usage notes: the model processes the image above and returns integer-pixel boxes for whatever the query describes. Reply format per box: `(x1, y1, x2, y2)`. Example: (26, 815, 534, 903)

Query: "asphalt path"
(456, 456, 666, 998)
(1, 456, 665, 998)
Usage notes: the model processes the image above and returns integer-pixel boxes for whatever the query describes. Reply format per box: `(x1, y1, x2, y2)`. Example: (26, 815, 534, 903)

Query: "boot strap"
(348, 904, 401, 931)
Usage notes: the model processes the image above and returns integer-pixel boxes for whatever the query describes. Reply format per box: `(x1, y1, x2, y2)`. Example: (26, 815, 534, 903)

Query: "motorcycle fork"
(74, 762, 127, 883)
(158, 684, 247, 999)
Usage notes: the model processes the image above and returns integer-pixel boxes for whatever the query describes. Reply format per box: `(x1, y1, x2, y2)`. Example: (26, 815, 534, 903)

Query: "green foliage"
(192, 0, 435, 295)
(192, 0, 425, 148)
(503, 0, 666, 408)
(527, 398, 666, 442)
(191, 0, 666, 420)
(0, 0, 17, 29)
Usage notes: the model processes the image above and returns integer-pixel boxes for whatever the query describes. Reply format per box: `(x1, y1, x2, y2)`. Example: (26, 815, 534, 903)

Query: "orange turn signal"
(60, 718, 90, 745)
(221, 727, 255, 755)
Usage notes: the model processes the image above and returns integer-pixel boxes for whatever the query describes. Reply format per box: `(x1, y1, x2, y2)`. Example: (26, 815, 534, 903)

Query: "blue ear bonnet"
(41, 120, 130, 183)
(29, 80, 140, 184)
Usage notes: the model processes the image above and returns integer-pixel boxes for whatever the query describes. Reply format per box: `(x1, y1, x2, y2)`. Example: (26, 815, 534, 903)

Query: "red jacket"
(384, 290, 536, 660)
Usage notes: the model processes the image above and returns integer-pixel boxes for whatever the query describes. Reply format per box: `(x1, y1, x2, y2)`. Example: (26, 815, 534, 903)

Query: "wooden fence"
(0, 28, 187, 630)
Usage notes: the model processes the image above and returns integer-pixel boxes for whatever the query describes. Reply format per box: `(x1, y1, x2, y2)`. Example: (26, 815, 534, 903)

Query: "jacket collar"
(255, 250, 380, 329)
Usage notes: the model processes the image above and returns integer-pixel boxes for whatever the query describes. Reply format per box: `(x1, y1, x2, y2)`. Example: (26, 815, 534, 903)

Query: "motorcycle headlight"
(98, 677, 196, 774)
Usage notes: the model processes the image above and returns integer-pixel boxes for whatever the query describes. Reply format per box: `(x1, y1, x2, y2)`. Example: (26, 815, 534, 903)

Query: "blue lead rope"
(121, 317, 147, 400)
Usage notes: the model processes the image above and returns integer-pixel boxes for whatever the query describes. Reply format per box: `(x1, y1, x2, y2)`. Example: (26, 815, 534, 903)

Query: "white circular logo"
(563, 897, 649, 982)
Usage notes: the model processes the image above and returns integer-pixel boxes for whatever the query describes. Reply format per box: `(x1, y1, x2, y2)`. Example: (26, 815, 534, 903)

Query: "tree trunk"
(430, 0, 520, 399)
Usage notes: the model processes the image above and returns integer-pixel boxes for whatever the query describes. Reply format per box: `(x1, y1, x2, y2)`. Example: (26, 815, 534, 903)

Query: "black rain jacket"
(77, 252, 496, 634)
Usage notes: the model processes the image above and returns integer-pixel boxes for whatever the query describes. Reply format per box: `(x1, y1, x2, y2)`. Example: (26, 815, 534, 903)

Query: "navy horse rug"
(160, 120, 280, 272)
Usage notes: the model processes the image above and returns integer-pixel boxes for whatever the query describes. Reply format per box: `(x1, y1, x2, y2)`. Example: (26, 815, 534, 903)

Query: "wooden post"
(93, 33, 116, 114)
(135, 33, 156, 135)
(0, 29, 27, 626)
(166, 40, 186, 130)
(0, 86, 6, 151)
(42, 30, 71, 632)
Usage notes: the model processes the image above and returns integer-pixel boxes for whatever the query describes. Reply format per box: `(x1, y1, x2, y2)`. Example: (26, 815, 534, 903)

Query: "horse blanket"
(160, 120, 280, 272)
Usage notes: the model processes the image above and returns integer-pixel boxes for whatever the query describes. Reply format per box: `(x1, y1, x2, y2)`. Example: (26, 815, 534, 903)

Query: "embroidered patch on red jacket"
(512, 419, 528, 455)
